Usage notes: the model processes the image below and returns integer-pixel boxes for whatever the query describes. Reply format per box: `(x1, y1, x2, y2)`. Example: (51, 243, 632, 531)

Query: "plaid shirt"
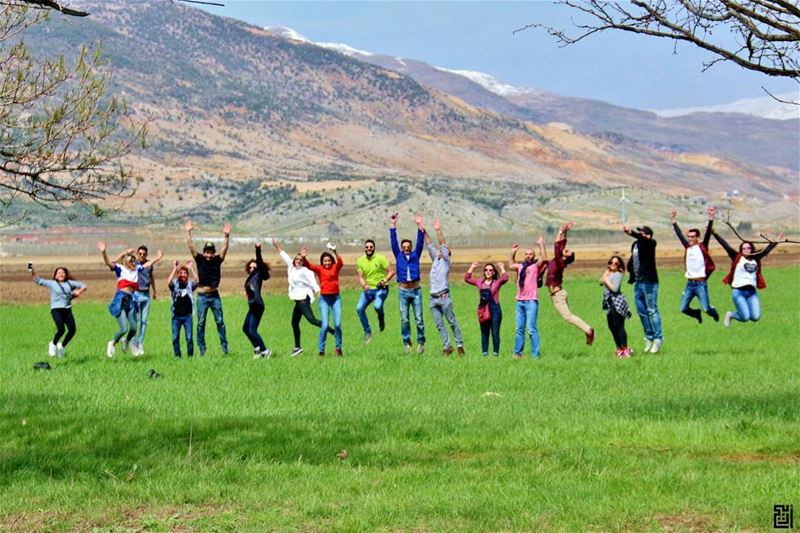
(602, 289, 631, 318)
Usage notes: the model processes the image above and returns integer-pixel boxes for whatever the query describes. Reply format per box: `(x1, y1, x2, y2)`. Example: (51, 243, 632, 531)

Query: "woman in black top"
(244, 243, 272, 358)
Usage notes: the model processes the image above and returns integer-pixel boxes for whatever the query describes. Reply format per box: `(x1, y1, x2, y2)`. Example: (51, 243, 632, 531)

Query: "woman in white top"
(713, 231, 781, 327)
(272, 239, 333, 357)
(98, 242, 162, 358)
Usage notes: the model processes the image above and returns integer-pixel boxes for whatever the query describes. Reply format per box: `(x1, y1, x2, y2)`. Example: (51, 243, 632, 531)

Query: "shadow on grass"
(0, 392, 457, 483)
(613, 391, 800, 422)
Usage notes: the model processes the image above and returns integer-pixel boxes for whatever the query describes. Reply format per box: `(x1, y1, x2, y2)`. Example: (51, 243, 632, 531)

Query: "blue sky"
(198, 1, 799, 111)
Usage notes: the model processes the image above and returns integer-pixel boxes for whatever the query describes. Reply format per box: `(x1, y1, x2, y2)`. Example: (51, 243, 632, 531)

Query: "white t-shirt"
(685, 245, 705, 279)
(731, 256, 758, 288)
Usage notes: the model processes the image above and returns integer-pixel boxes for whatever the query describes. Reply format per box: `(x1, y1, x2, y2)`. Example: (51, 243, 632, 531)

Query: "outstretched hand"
(223, 222, 231, 236)
(185, 219, 193, 232)
(535, 236, 544, 246)
(707, 206, 715, 220)
(96, 241, 106, 253)
(469, 261, 479, 269)
(670, 210, 677, 223)
(187, 260, 194, 268)
(173, 260, 179, 268)
(255, 242, 262, 249)
(413, 212, 424, 228)
(433, 218, 441, 231)
(300, 247, 308, 258)
(389, 213, 398, 226)
(511, 243, 520, 252)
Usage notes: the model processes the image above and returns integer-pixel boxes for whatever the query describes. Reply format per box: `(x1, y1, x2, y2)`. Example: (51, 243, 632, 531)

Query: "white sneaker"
(107, 341, 116, 358)
(56, 343, 64, 358)
(259, 348, 273, 359)
(132, 343, 142, 357)
(136, 343, 144, 357)
(644, 339, 653, 353)
(651, 339, 663, 354)
(724, 311, 733, 328)
(48, 341, 57, 357)
(416, 344, 425, 354)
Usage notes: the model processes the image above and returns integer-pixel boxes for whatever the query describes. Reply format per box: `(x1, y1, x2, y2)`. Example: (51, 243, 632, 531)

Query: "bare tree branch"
(518, 0, 800, 93)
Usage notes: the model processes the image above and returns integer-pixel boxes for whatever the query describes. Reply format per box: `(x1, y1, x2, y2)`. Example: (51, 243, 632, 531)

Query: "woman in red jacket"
(712, 231, 782, 327)
(303, 243, 344, 356)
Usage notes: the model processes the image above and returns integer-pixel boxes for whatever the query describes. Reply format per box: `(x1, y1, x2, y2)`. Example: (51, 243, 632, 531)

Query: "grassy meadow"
(1, 266, 799, 531)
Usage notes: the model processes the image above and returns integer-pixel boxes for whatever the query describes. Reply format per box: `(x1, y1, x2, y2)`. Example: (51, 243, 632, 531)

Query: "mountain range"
(17, 0, 799, 238)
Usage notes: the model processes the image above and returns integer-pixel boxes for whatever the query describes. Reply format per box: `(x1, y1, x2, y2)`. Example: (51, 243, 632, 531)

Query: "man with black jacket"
(623, 224, 663, 353)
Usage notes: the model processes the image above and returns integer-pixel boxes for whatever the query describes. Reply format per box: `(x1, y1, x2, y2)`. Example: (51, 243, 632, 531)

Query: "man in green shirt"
(356, 239, 395, 344)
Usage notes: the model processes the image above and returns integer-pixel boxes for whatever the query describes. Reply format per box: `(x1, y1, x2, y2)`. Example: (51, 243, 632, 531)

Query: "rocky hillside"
(14, 0, 798, 238)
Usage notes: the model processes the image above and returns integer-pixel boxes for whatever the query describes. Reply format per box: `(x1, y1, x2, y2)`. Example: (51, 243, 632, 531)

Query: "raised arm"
(389, 225, 400, 258)
(703, 207, 715, 248)
(464, 261, 480, 286)
(712, 232, 738, 261)
(413, 213, 425, 257)
(142, 249, 163, 269)
(497, 262, 509, 284)
(185, 219, 197, 257)
(187, 260, 198, 284)
(97, 241, 116, 270)
(433, 218, 446, 246)
(671, 210, 689, 248)
(166, 260, 179, 286)
(218, 222, 231, 261)
(752, 232, 783, 261)
(509, 244, 520, 271)
(536, 236, 546, 262)
(556, 222, 573, 243)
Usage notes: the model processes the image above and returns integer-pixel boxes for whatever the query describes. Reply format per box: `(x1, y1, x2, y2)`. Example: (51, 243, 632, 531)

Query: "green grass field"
(1, 267, 799, 532)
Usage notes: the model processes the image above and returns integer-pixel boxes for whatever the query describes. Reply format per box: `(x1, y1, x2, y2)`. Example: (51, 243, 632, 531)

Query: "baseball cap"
(203, 242, 216, 252)
(636, 226, 654, 236)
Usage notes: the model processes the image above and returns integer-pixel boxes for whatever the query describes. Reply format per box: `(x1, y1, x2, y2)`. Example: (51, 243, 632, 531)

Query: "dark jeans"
(172, 315, 194, 357)
(172, 314, 193, 357)
(243, 303, 266, 351)
(291, 297, 331, 348)
(51, 308, 76, 347)
(606, 308, 628, 349)
(479, 301, 502, 355)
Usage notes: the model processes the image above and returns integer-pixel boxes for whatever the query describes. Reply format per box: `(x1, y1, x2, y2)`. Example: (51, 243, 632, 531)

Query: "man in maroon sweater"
(544, 222, 595, 345)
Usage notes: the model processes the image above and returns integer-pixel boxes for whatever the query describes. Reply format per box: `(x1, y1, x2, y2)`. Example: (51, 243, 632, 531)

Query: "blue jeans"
(172, 315, 193, 357)
(398, 287, 425, 345)
(680, 280, 714, 312)
(513, 300, 540, 357)
(113, 306, 137, 344)
(633, 281, 662, 341)
(356, 288, 389, 334)
(133, 291, 151, 346)
(318, 294, 343, 352)
(430, 293, 463, 348)
(731, 287, 761, 322)
(196, 293, 228, 355)
(242, 303, 266, 351)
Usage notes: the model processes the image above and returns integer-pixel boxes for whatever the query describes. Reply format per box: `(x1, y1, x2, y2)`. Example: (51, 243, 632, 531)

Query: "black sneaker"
(708, 307, 720, 322)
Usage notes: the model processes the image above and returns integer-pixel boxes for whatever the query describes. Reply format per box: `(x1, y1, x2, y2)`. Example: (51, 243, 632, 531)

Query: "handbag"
(477, 303, 491, 323)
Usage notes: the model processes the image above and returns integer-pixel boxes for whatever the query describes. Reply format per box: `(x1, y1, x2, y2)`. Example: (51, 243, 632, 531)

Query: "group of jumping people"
(31, 208, 784, 360)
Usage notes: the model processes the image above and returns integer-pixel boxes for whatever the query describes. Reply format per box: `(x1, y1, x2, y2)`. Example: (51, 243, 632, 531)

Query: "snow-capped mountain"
(434, 68, 538, 98)
(654, 92, 800, 121)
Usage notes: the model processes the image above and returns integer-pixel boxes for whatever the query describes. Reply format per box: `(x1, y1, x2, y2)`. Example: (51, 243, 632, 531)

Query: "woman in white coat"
(272, 239, 333, 356)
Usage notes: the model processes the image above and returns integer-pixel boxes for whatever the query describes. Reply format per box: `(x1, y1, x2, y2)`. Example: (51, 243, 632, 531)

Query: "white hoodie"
(280, 250, 320, 302)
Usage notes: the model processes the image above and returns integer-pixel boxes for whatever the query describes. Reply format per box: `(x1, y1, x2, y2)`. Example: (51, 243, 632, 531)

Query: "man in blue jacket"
(389, 212, 426, 353)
